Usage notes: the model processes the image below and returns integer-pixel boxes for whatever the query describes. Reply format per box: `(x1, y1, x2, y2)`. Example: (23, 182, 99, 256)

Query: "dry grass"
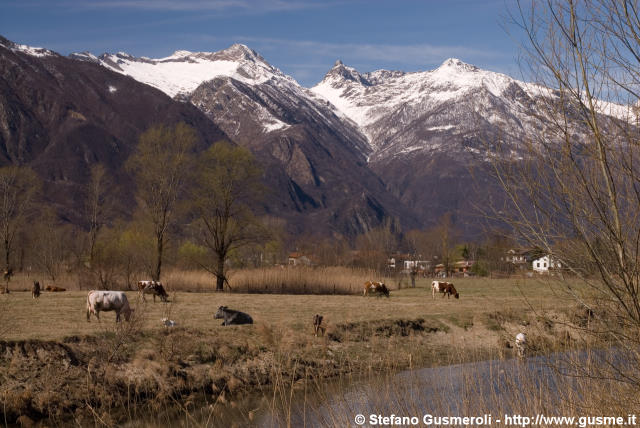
(1, 275, 602, 426)
(2, 276, 578, 341)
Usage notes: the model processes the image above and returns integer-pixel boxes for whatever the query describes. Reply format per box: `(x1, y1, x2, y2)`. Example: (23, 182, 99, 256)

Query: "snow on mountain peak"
(0, 36, 56, 58)
(220, 43, 262, 61)
(312, 57, 532, 148)
(437, 58, 477, 72)
(94, 43, 289, 98)
(322, 60, 371, 87)
(69, 51, 99, 63)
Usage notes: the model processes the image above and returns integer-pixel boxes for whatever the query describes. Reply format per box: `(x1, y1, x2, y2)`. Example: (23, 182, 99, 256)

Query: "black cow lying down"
(215, 306, 253, 326)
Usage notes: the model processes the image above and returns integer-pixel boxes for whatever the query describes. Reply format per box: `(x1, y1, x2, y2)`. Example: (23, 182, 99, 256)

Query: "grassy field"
(0, 276, 594, 426)
(1, 276, 577, 342)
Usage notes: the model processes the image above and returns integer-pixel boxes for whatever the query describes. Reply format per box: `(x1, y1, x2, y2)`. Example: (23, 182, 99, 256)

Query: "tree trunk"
(3, 238, 9, 294)
(154, 234, 163, 281)
(216, 256, 225, 291)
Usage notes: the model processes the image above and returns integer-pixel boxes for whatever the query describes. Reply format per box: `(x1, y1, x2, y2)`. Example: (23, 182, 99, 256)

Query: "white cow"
(86, 290, 133, 322)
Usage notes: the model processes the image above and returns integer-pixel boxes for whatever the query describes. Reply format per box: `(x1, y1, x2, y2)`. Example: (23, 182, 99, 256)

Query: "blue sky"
(1, 0, 523, 87)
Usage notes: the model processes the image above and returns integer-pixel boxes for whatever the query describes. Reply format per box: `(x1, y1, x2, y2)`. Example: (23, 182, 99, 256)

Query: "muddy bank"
(0, 311, 578, 426)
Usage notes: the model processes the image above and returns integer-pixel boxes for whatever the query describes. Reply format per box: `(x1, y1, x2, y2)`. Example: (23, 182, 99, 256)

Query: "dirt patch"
(327, 318, 446, 342)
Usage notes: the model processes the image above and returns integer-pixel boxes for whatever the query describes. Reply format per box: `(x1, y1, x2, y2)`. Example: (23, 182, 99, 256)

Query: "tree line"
(0, 123, 533, 294)
(0, 123, 266, 293)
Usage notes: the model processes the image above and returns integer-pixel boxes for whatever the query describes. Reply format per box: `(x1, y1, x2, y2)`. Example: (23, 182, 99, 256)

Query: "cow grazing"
(431, 281, 459, 299)
(515, 333, 527, 358)
(137, 280, 169, 303)
(313, 314, 325, 337)
(214, 306, 253, 326)
(45, 285, 66, 292)
(86, 290, 133, 322)
(31, 281, 41, 299)
(363, 281, 390, 297)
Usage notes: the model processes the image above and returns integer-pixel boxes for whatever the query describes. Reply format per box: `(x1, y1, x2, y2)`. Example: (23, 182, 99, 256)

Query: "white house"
(532, 255, 562, 273)
(288, 252, 311, 266)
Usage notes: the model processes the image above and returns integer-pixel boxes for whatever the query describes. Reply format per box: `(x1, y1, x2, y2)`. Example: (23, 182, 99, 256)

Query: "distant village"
(287, 247, 564, 278)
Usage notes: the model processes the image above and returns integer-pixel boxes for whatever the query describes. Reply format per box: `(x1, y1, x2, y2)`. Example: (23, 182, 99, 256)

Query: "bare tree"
(126, 123, 196, 281)
(85, 163, 111, 266)
(0, 166, 40, 293)
(191, 142, 266, 291)
(32, 209, 72, 282)
(354, 220, 398, 271)
(491, 0, 640, 392)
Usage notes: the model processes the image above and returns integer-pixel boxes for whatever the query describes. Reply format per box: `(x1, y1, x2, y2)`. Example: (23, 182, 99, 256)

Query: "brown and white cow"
(86, 290, 133, 322)
(137, 280, 169, 303)
(31, 281, 41, 299)
(431, 281, 459, 299)
(363, 281, 390, 298)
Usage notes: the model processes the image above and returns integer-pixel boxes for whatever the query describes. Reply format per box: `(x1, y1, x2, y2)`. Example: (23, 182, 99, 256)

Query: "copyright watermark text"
(353, 413, 638, 426)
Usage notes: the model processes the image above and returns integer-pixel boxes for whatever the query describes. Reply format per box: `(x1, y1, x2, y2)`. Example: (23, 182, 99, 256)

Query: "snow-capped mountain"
(23, 36, 627, 238)
(308, 58, 569, 236)
(0, 36, 228, 225)
(312, 58, 549, 161)
(95, 44, 295, 98)
(80, 43, 416, 235)
(90, 44, 369, 153)
(0, 35, 57, 58)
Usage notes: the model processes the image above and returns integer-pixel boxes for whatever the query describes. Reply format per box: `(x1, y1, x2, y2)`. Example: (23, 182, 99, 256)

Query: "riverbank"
(0, 279, 589, 425)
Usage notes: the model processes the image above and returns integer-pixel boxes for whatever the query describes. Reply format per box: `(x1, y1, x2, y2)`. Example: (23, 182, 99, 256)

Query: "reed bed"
(164, 266, 394, 295)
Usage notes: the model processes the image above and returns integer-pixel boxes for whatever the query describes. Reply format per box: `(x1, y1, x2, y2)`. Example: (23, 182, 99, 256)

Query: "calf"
(313, 314, 325, 337)
(363, 281, 390, 297)
(45, 285, 66, 292)
(137, 280, 169, 303)
(86, 290, 133, 322)
(31, 281, 41, 299)
(214, 306, 253, 326)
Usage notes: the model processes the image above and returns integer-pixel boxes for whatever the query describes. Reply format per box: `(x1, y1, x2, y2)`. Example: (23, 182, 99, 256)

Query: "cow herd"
(28, 275, 528, 356)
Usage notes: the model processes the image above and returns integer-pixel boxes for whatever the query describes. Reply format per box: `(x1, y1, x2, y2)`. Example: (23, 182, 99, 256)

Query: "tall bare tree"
(491, 0, 640, 393)
(0, 166, 40, 293)
(32, 208, 73, 282)
(126, 123, 196, 281)
(85, 163, 111, 266)
(191, 142, 265, 291)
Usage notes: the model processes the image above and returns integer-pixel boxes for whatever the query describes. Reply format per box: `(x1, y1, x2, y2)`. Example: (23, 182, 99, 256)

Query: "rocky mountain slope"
(1, 37, 418, 237)
(86, 44, 417, 236)
(0, 36, 229, 224)
(88, 43, 565, 237)
(311, 59, 566, 236)
(8, 34, 622, 239)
